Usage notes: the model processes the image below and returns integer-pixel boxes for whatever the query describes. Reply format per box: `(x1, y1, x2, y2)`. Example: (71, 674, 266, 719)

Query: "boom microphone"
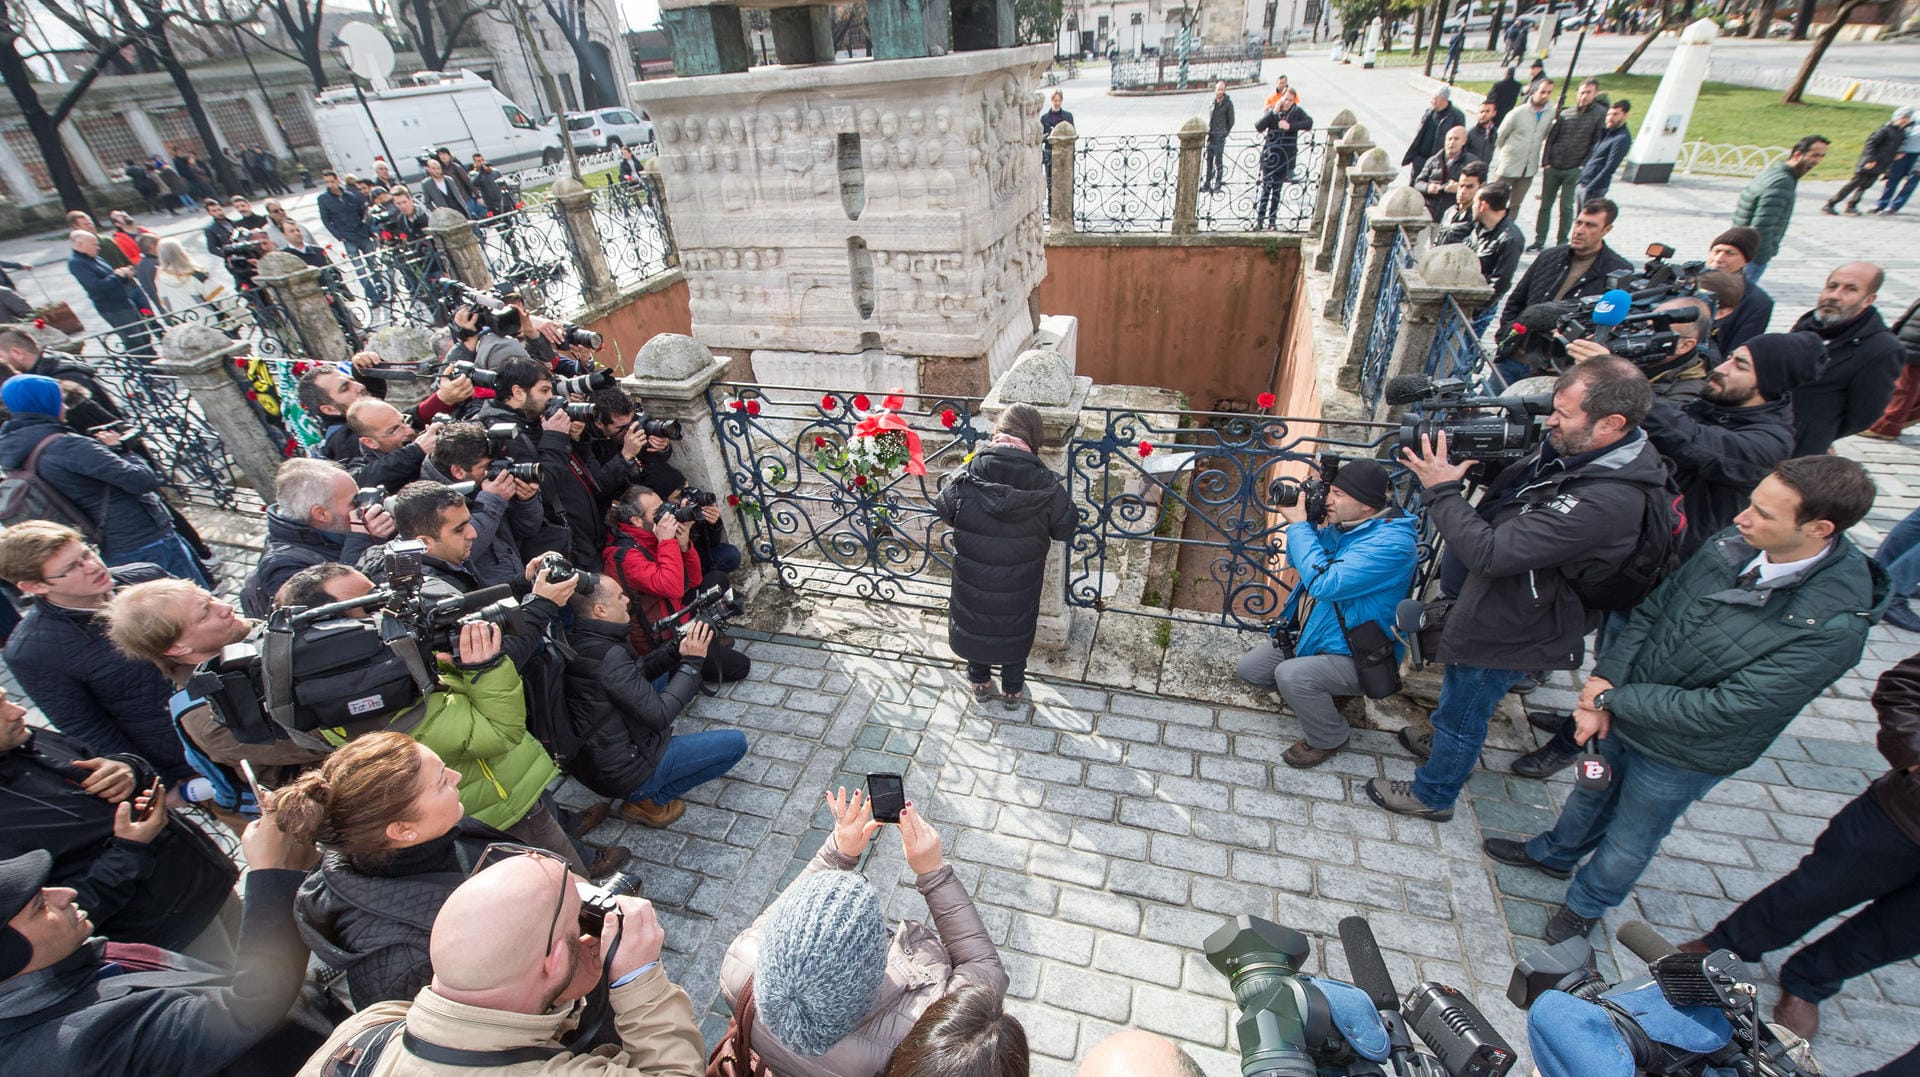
(1337, 915, 1400, 1011)
(1383, 374, 1437, 407)
(1618, 921, 1682, 965)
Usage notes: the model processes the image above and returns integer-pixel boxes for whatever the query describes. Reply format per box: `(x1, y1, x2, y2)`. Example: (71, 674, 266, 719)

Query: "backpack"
(1568, 471, 1687, 613)
(0, 433, 109, 544)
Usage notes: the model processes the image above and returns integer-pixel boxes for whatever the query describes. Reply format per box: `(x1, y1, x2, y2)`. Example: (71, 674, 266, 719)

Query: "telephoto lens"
(1202, 915, 1327, 1077)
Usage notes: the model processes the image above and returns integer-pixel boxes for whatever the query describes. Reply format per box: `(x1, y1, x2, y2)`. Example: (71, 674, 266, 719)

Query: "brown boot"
(1283, 739, 1347, 769)
(617, 797, 687, 828)
(1772, 992, 1819, 1040)
(567, 800, 611, 839)
(585, 843, 630, 877)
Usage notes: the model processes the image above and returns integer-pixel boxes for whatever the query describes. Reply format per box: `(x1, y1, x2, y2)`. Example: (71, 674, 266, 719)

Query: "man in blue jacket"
(64, 230, 151, 357)
(317, 169, 385, 305)
(1577, 98, 1632, 203)
(0, 376, 205, 586)
(1236, 459, 1418, 768)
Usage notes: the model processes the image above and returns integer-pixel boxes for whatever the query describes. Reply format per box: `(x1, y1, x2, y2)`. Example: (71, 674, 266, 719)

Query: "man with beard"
(1788, 262, 1905, 456)
(1732, 135, 1830, 284)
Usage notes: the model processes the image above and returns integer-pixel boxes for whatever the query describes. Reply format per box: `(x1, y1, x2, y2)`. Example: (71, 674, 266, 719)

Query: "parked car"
(1443, 2, 1496, 33)
(544, 108, 653, 161)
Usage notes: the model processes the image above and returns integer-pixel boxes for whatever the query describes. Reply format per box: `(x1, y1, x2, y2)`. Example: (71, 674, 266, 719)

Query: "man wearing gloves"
(1235, 459, 1418, 768)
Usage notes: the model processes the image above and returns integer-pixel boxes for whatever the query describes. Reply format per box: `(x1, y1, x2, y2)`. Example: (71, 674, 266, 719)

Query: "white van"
(1443, 2, 1497, 32)
(312, 70, 549, 179)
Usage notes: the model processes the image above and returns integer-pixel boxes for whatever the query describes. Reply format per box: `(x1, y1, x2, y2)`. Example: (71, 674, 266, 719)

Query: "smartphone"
(867, 772, 905, 824)
(129, 778, 162, 822)
(239, 760, 270, 808)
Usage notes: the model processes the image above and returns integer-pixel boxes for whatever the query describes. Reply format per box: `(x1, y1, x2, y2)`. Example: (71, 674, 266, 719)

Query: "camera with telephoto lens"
(439, 279, 522, 338)
(636, 411, 682, 441)
(681, 487, 718, 509)
(648, 584, 744, 642)
(559, 325, 603, 351)
(1268, 453, 1341, 527)
(442, 359, 499, 390)
(487, 460, 542, 482)
(554, 367, 614, 397)
(556, 401, 595, 421)
(1388, 374, 1549, 466)
(535, 552, 599, 593)
(653, 499, 699, 524)
(1499, 243, 1707, 376)
(351, 486, 385, 511)
(219, 240, 266, 260)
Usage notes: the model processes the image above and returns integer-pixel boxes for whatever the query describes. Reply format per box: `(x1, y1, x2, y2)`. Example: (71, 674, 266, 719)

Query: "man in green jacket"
(1731, 135, 1831, 285)
(1485, 455, 1889, 945)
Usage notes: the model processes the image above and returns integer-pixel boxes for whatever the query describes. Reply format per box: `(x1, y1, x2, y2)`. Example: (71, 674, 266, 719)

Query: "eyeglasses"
(474, 843, 571, 956)
(40, 546, 101, 582)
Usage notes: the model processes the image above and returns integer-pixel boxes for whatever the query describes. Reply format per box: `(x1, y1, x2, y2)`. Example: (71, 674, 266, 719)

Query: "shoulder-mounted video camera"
(1388, 374, 1550, 465)
(649, 584, 743, 641)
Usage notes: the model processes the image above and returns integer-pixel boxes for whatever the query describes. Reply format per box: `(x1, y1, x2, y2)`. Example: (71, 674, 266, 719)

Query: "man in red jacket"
(603, 482, 749, 682)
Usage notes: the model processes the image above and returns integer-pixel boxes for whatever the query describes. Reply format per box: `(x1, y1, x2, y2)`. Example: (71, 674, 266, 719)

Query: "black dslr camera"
(649, 584, 744, 642)
(1268, 453, 1341, 527)
(635, 411, 681, 440)
(440, 279, 523, 338)
(442, 359, 500, 390)
(1389, 374, 1548, 466)
(554, 367, 614, 397)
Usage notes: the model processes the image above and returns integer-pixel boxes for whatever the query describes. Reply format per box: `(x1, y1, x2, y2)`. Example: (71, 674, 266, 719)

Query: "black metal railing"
(1197, 131, 1327, 233)
(709, 384, 986, 607)
(1109, 44, 1262, 91)
(1359, 228, 1416, 409)
(1073, 134, 1180, 233)
(1065, 408, 1444, 631)
(1427, 295, 1493, 390)
(328, 236, 456, 336)
(1339, 182, 1380, 324)
(589, 181, 675, 293)
(474, 202, 589, 320)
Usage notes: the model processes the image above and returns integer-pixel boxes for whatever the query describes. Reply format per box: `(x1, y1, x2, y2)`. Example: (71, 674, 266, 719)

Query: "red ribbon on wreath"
(851, 408, 927, 476)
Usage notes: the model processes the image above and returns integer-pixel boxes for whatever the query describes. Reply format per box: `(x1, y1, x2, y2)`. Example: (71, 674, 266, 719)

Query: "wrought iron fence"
(327, 236, 456, 336)
(474, 201, 589, 320)
(1427, 295, 1493, 390)
(589, 181, 676, 293)
(1109, 44, 1262, 91)
(1339, 182, 1381, 324)
(1358, 227, 1416, 409)
(1073, 134, 1180, 233)
(1065, 408, 1443, 631)
(1675, 142, 1788, 178)
(709, 384, 986, 607)
(508, 148, 627, 193)
(1196, 131, 1327, 233)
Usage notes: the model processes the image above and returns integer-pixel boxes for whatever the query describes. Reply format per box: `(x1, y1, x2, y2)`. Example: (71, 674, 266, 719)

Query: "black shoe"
(1544, 904, 1599, 944)
(1510, 673, 1541, 695)
(1397, 726, 1433, 762)
(1885, 601, 1920, 633)
(1526, 240, 1545, 251)
(1512, 739, 1580, 779)
(1484, 836, 1571, 879)
(1821, 203, 1840, 216)
(1525, 710, 1568, 734)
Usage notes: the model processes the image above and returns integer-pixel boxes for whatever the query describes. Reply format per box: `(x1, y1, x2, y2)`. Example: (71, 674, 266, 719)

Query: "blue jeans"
(626, 729, 748, 804)
(1877, 503, 1920, 604)
(705, 542, 742, 573)
(1744, 261, 1767, 285)
(1527, 734, 1722, 918)
(339, 236, 387, 304)
(1876, 154, 1918, 212)
(1412, 664, 1528, 810)
(107, 533, 208, 587)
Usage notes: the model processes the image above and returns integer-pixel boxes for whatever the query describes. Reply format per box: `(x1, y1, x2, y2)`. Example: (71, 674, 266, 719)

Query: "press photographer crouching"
(420, 422, 545, 588)
(564, 574, 747, 828)
(242, 458, 398, 618)
(605, 481, 751, 683)
(1235, 459, 1418, 769)
(580, 387, 679, 528)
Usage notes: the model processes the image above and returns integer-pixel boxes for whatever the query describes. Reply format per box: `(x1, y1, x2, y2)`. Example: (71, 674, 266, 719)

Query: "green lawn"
(1456, 75, 1893, 179)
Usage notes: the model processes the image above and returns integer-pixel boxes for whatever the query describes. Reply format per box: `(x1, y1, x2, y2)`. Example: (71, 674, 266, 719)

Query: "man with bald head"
(1078, 1029, 1206, 1077)
(65, 230, 152, 355)
(346, 398, 434, 492)
(296, 851, 704, 1075)
(1788, 262, 1906, 455)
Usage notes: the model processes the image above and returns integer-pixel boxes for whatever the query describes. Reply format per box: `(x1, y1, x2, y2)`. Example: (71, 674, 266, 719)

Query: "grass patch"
(1153, 620, 1173, 648)
(520, 165, 620, 199)
(1455, 75, 1889, 179)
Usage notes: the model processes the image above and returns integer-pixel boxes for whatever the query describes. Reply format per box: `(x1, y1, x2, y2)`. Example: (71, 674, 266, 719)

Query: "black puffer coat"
(933, 445, 1074, 665)
(561, 616, 706, 798)
(1788, 305, 1907, 455)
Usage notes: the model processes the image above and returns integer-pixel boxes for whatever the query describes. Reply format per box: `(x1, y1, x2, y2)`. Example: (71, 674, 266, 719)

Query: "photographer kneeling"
(564, 575, 747, 829)
(605, 482, 751, 683)
(421, 422, 545, 588)
(1234, 460, 1418, 768)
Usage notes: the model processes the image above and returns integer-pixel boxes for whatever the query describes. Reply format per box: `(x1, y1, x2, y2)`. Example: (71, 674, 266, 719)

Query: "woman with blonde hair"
(151, 236, 230, 317)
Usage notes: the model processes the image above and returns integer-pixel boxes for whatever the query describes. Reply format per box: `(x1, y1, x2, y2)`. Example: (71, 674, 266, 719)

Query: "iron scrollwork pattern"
(1339, 182, 1380, 324)
(1427, 295, 1493, 391)
(1196, 131, 1327, 234)
(1065, 407, 1449, 632)
(474, 202, 588, 320)
(709, 385, 987, 608)
(1073, 135, 1180, 233)
(1358, 227, 1416, 410)
(589, 181, 675, 293)
(330, 236, 456, 334)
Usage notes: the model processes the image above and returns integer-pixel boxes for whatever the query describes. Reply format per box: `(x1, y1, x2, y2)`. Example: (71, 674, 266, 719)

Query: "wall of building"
(583, 272, 694, 374)
(1036, 235, 1302, 412)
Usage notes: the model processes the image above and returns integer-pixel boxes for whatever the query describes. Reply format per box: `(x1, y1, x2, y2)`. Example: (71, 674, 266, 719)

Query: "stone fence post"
(1048, 121, 1077, 234)
(252, 251, 351, 366)
(1314, 123, 1374, 272)
(1321, 147, 1394, 320)
(619, 333, 749, 561)
(1380, 244, 1496, 419)
(548, 176, 618, 309)
(1173, 117, 1205, 236)
(981, 347, 1091, 654)
(1310, 108, 1357, 235)
(154, 324, 285, 500)
(1340, 186, 1433, 389)
(643, 166, 680, 268)
(427, 207, 493, 290)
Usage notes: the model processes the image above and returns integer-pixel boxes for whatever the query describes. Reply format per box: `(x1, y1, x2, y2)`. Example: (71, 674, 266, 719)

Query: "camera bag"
(260, 611, 436, 742)
(1332, 603, 1402, 700)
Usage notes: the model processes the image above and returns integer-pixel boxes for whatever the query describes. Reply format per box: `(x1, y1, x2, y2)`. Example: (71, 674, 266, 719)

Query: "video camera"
(1268, 453, 1341, 527)
(1498, 244, 1709, 377)
(648, 584, 743, 642)
(218, 239, 266, 260)
(1387, 374, 1549, 466)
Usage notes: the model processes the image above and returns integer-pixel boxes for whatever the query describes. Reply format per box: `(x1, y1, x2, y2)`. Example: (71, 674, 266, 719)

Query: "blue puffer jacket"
(0, 414, 172, 556)
(1279, 509, 1420, 661)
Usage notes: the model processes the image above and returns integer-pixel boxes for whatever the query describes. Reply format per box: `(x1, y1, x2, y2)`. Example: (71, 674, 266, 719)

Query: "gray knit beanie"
(753, 870, 889, 1055)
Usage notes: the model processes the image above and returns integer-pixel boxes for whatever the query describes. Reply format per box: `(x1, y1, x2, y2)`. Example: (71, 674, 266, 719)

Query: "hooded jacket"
(1431, 432, 1671, 671)
(1732, 160, 1801, 265)
(419, 455, 544, 589)
(1595, 529, 1887, 776)
(719, 839, 1007, 1077)
(1788, 305, 1907, 455)
(932, 444, 1074, 666)
(604, 519, 702, 649)
(1868, 651, 1920, 846)
(0, 413, 173, 556)
(560, 616, 705, 798)
(5, 564, 190, 781)
(1640, 394, 1795, 557)
(295, 818, 510, 1009)
(1281, 509, 1420, 661)
(0, 727, 237, 952)
(0, 869, 310, 1077)
(240, 505, 380, 617)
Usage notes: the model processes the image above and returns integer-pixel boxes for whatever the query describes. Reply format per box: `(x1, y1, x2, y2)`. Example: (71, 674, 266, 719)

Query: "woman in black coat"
(934, 403, 1074, 706)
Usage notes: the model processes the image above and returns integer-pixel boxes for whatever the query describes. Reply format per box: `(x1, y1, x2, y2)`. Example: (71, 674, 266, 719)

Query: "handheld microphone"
(1573, 751, 1612, 790)
(1591, 289, 1633, 326)
(1617, 922, 1680, 965)
(1339, 916, 1421, 1076)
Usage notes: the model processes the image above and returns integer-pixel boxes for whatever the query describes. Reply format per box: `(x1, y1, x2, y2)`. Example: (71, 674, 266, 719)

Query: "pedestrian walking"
(1872, 106, 1920, 214)
(1826, 109, 1913, 216)
(1443, 26, 1465, 83)
(1732, 135, 1829, 283)
(1577, 99, 1632, 203)
(1402, 89, 1466, 185)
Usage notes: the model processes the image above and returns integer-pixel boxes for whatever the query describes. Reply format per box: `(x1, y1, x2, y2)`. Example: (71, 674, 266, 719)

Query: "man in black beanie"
(1511, 331, 1821, 779)
(1705, 227, 1774, 354)
(1235, 459, 1418, 768)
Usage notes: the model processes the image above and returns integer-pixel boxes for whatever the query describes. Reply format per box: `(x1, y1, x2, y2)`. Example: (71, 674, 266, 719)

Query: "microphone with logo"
(1588, 288, 1634, 349)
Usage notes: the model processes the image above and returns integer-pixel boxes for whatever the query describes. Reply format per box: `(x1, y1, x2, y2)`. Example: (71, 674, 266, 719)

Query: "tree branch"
(51, 36, 140, 125)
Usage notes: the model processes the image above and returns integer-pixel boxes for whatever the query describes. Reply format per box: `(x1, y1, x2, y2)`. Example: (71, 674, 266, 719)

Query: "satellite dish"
(336, 22, 396, 91)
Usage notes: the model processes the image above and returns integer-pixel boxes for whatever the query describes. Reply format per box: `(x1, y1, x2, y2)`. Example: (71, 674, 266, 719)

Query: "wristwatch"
(1592, 689, 1613, 712)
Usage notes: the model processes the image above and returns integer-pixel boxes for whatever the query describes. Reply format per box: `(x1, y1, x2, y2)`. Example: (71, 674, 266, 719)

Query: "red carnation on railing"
(852, 394, 870, 411)
(881, 393, 904, 411)
(814, 435, 828, 449)
(940, 409, 957, 429)
(726, 494, 741, 507)
(32, 318, 45, 329)
(1139, 440, 1154, 457)
(728, 400, 744, 411)
(745, 399, 761, 416)
(1257, 392, 1276, 409)
(138, 308, 151, 317)
(853, 474, 868, 487)
(820, 395, 836, 410)
(379, 231, 393, 241)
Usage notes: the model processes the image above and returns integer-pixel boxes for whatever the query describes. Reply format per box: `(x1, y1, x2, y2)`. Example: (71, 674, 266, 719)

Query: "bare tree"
(1782, 0, 1870, 103)
(248, 0, 331, 90)
(0, 0, 132, 211)
(1614, 0, 1671, 74)
(396, 0, 496, 72)
(542, 0, 620, 108)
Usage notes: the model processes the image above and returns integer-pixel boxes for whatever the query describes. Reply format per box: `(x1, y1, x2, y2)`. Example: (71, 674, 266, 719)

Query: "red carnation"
(821, 395, 836, 410)
(728, 400, 744, 410)
(246, 390, 258, 400)
(1138, 440, 1153, 457)
(726, 494, 741, 507)
(379, 231, 393, 241)
(745, 399, 761, 416)
(814, 435, 828, 448)
(138, 308, 151, 317)
(1257, 392, 1276, 409)
(853, 474, 868, 487)
(233, 358, 247, 368)
(881, 393, 904, 411)
(32, 318, 45, 329)
(940, 409, 957, 429)
(853, 394, 870, 411)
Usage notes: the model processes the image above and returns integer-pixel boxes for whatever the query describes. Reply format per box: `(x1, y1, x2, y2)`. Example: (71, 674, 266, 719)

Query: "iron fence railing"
(1339, 182, 1381, 324)
(1427, 295, 1493, 390)
(1109, 44, 1262, 90)
(474, 201, 589, 319)
(710, 384, 987, 608)
(1073, 134, 1180, 233)
(589, 181, 676, 293)
(1359, 227, 1416, 409)
(328, 236, 456, 336)
(1197, 131, 1327, 234)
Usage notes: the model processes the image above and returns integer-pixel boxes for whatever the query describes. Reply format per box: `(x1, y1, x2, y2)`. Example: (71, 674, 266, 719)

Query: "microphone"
(1339, 916, 1420, 1076)
(1591, 289, 1633, 327)
(1618, 921, 1681, 965)
(1383, 374, 1436, 406)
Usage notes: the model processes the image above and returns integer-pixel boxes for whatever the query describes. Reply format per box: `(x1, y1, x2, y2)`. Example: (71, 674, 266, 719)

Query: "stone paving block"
(1001, 950, 1043, 1000)
(1192, 812, 1272, 850)
(1310, 800, 1395, 840)
(1085, 762, 1157, 795)
(1111, 693, 1216, 728)
(1095, 714, 1163, 743)
(970, 770, 1049, 806)
(1488, 860, 1568, 904)
(1404, 879, 1456, 921)
(1120, 797, 1196, 835)
(1142, 903, 1236, 949)
(1268, 765, 1351, 802)
(994, 724, 1061, 753)
(1127, 743, 1197, 777)
(1269, 822, 1360, 865)
(999, 805, 1073, 844)
(1660, 828, 1758, 867)
(1197, 754, 1268, 786)
(1150, 834, 1232, 875)
(1016, 752, 1086, 785)
(954, 829, 1034, 871)
(1133, 984, 1231, 1046)
(1230, 787, 1311, 825)
(1110, 859, 1194, 904)
(1165, 725, 1231, 753)
(1030, 706, 1099, 734)
(980, 868, 1063, 914)
(1181, 952, 1236, 1002)
(1045, 784, 1120, 821)
(1006, 997, 1080, 1059)
(1071, 819, 1152, 860)
(1093, 935, 1185, 983)
(1778, 759, 1873, 795)
(1356, 837, 1450, 881)
(1012, 915, 1097, 967)
(1156, 774, 1233, 811)
(1232, 850, 1315, 893)
(1317, 865, 1407, 911)
(1057, 732, 1125, 763)
(1190, 876, 1279, 920)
